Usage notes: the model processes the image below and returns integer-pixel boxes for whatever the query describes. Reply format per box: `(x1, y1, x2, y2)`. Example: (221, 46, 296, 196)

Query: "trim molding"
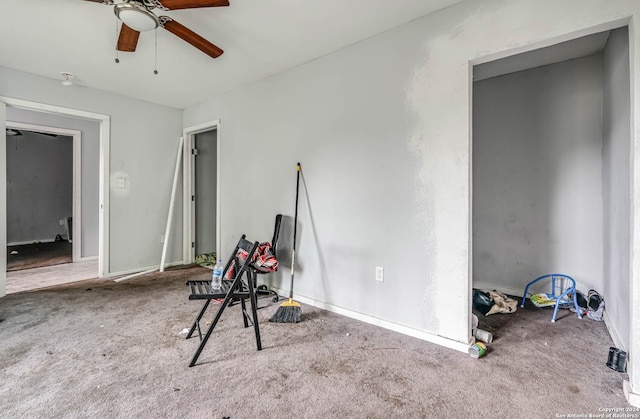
(105, 260, 184, 279)
(182, 119, 221, 264)
(8, 239, 57, 246)
(603, 311, 627, 352)
(624, 381, 640, 408)
(275, 289, 472, 353)
(472, 282, 523, 299)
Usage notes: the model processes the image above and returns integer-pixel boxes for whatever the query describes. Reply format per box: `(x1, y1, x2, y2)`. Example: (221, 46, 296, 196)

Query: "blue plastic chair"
(521, 273, 582, 322)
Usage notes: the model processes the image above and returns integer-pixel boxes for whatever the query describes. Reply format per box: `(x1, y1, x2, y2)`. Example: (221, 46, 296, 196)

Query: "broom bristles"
(269, 298, 301, 323)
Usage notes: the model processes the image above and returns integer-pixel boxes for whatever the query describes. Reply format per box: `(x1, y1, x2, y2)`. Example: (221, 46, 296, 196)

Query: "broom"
(270, 162, 302, 323)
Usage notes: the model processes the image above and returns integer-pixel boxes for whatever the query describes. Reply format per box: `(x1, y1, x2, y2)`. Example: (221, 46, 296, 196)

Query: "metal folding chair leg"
(186, 299, 211, 341)
(189, 291, 235, 367)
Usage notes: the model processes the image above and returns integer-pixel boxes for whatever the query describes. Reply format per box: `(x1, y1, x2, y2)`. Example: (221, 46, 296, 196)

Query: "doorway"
(0, 97, 110, 298)
(5, 122, 80, 271)
(471, 28, 631, 349)
(194, 130, 218, 258)
(183, 120, 221, 264)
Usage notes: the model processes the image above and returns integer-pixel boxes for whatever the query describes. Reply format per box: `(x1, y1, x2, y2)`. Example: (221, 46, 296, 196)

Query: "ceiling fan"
(6, 128, 60, 138)
(84, 0, 229, 59)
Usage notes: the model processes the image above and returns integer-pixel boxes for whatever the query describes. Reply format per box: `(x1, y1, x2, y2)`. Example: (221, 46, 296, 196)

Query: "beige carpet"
(0, 266, 631, 418)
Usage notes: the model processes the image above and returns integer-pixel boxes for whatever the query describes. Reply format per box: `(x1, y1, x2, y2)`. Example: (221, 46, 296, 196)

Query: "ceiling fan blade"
(162, 19, 223, 58)
(6, 129, 22, 137)
(117, 24, 140, 52)
(159, 0, 229, 10)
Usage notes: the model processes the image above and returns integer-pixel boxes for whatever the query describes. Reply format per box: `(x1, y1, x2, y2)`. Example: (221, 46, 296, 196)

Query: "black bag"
(473, 289, 495, 315)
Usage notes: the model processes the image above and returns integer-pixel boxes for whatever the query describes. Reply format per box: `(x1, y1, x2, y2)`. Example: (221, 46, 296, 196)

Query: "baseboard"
(77, 256, 98, 262)
(473, 282, 524, 300)
(624, 381, 640, 408)
(8, 239, 56, 246)
(603, 311, 626, 352)
(106, 260, 185, 279)
(273, 289, 471, 354)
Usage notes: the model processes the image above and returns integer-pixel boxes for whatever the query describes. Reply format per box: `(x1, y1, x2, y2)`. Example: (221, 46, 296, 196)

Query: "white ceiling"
(474, 30, 611, 82)
(0, 0, 464, 109)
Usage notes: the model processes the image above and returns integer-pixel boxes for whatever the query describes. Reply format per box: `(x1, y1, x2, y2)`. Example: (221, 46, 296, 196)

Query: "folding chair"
(185, 235, 261, 367)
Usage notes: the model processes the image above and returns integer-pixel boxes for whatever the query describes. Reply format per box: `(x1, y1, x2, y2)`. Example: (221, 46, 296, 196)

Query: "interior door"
(194, 129, 217, 258)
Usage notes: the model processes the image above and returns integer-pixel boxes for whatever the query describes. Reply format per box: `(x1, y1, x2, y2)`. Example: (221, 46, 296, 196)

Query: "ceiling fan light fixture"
(114, 3, 160, 32)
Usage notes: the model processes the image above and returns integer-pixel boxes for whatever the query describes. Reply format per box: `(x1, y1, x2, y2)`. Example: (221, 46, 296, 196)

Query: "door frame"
(182, 119, 221, 263)
(5, 121, 83, 262)
(0, 96, 110, 280)
(468, 19, 637, 404)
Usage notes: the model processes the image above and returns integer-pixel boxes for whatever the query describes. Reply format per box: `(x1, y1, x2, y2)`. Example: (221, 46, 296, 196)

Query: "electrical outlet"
(114, 178, 125, 189)
(160, 234, 165, 243)
(375, 267, 384, 282)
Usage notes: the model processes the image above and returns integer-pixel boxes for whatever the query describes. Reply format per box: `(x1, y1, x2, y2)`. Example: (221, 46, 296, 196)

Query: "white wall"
(185, 0, 638, 337)
(183, 0, 640, 401)
(603, 27, 631, 352)
(0, 66, 184, 274)
(6, 132, 73, 244)
(6, 108, 100, 258)
(0, 1, 636, 398)
(473, 54, 604, 296)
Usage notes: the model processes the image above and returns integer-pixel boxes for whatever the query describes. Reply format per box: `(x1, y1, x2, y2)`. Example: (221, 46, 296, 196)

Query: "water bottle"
(211, 260, 223, 291)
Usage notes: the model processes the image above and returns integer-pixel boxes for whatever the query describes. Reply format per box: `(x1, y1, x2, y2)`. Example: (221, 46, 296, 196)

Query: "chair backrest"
(271, 214, 283, 255)
(550, 274, 575, 297)
(522, 273, 576, 300)
(222, 235, 260, 280)
(222, 217, 281, 279)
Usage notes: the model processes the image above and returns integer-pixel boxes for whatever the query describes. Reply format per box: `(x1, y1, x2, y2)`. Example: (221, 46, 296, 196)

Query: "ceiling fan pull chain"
(154, 28, 159, 74)
(114, 18, 120, 63)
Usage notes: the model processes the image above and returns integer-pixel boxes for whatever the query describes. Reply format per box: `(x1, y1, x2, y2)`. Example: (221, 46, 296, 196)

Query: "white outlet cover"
(375, 267, 384, 282)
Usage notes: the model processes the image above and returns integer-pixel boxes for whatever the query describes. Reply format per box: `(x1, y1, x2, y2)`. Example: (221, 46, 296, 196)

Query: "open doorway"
(5, 123, 79, 272)
(471, 28, 631, 351)
(0, 98, 110, 297)
(183, 120, 221, 265)
(194, 129, 218, 260)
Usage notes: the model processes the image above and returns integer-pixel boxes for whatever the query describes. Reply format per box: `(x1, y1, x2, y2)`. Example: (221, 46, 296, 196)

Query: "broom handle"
(289, 163, 301, 299)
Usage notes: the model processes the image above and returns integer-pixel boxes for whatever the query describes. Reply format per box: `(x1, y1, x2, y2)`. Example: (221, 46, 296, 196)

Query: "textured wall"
(6, 108, 100, 258)
(473, 54, 604, 295)
(6, 131, 73, 244)
(0, 66, 183, 274)
(603, 27, 631, 352)
(184, 1, 640, 356)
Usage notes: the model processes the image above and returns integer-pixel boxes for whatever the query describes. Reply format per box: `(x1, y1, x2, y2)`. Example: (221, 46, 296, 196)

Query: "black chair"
(227, 214, 281, 308)
(185, 236, 262, 367)
(254, 214, 282, 302)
